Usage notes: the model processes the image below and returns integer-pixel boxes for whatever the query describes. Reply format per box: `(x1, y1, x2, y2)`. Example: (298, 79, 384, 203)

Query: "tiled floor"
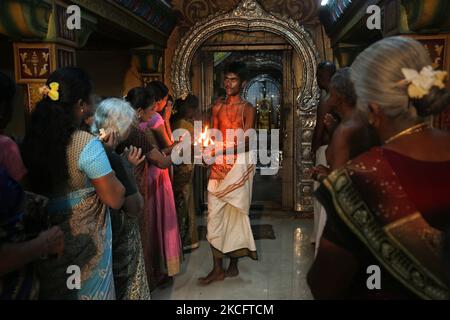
(151, 215, 315, 300)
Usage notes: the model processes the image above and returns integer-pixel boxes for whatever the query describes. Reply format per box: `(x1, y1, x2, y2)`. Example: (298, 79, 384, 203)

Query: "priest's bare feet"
(198, 270, 225, 286)
(225, 259, 239, 278)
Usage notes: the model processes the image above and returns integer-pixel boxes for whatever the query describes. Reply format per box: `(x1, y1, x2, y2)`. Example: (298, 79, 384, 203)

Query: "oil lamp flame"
(201, 127, 210, 147)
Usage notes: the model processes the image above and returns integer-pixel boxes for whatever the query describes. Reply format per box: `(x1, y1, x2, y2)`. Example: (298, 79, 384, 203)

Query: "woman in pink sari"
(125, 85, 182, 288)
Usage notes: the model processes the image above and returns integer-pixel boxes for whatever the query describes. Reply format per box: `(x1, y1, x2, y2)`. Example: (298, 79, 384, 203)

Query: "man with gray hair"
(310, 67, 379, 252)
(313, 67, 379, 174)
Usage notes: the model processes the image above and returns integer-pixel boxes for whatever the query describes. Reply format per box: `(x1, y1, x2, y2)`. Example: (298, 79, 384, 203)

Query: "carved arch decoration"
(227, 52, 283, 72)
(171, 0, 320, 212)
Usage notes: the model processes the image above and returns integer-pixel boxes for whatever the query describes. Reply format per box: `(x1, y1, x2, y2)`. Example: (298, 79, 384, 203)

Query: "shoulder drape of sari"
(37, 131, 114, 300)
(318, 147, 449, 300)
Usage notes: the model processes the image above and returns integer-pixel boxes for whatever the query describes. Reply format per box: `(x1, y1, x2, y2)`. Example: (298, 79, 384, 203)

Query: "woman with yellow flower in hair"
(22, 67, 125, 300)
(308, 37, 450, 300)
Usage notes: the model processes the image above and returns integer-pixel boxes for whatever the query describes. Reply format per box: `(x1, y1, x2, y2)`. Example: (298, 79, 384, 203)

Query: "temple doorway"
(191, 46, 297, 212)
(171, 0, 320, 213)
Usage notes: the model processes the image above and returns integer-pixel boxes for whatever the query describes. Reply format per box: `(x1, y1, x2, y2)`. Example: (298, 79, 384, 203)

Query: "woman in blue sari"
(22, 67, 125, 300)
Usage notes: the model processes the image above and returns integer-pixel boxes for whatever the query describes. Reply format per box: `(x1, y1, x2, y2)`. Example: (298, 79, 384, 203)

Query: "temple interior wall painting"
(172, 0, 320, 28)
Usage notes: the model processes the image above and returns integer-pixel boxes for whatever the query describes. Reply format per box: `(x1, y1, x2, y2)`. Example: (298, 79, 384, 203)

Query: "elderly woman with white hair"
(308, 36, 450, 300)
(92, 97, 151, 300)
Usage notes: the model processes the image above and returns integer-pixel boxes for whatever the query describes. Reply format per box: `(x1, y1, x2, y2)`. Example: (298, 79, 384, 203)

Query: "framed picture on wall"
(13, 43, 56, 84)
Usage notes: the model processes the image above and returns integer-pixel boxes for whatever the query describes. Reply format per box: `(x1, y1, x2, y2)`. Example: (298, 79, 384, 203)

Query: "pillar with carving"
(0, 0, 95, 121)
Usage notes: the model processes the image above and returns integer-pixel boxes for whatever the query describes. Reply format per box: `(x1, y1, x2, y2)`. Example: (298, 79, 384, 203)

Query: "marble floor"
(151, 215, 315, 300)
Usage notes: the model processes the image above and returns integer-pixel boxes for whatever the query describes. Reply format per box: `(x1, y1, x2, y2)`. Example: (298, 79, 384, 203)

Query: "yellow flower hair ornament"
(396, 66, 448, 99)
(38, 82, 60, 101)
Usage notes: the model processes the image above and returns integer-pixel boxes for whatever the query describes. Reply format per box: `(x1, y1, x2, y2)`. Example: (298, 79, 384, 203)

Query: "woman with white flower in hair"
(92, 98, 151, 300)
(307, 36, 450, 300)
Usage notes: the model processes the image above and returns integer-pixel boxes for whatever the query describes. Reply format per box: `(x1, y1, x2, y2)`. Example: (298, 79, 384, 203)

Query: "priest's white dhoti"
(206, 152, 257, 260)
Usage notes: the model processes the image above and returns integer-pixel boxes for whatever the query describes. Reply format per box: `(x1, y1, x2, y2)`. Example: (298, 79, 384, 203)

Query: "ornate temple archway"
(171, 0, 319, 212)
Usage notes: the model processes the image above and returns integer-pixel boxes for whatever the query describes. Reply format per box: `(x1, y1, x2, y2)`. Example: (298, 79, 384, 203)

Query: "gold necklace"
(385, 123, 429, 144)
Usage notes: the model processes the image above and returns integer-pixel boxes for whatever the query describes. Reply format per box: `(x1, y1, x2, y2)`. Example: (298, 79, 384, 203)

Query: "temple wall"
(1, 41, 26, 140)
(77, 50, 131, 98)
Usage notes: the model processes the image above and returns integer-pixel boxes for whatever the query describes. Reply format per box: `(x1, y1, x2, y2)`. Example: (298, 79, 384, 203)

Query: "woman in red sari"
(308, 36, 450, 300)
